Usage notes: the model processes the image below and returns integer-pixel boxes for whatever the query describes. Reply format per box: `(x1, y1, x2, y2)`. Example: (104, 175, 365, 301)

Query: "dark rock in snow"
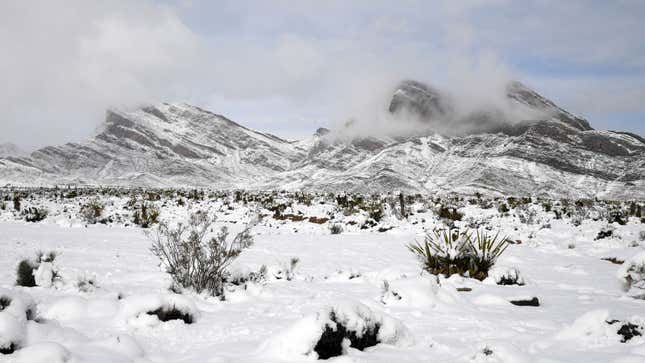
(510, 297, 540, 306)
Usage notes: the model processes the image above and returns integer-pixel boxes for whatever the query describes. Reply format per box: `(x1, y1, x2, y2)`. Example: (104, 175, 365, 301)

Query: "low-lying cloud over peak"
(1, 0, 643, 149)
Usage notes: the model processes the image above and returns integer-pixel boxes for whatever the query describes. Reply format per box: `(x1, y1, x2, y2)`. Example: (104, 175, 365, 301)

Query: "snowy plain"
(0, 193, 644, 362)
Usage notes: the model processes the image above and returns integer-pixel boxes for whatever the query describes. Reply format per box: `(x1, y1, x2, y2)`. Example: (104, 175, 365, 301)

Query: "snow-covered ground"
(0, 191, 644, 362)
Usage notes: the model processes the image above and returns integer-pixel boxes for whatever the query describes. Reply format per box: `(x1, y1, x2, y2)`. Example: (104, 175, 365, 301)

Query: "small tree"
(149, 211, 255, 296)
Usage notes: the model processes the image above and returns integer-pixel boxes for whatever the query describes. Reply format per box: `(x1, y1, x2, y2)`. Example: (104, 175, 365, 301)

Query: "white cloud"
(1, 0, 643, 150)
(0, 0, 205, 149)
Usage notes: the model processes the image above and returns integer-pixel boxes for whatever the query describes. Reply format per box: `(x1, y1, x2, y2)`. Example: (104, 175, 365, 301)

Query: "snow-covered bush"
(408, 229, 471, 278)
(132, 202, 159, 228)
(263, 302, 412, 359)
(0, 290, 35, 355)
(555, 310, 644, 344)
(8, 342, 71, 363)
(272, 258, 300, 281)
(595, 225, 615, 240)
(0, 313, 23, 354)
(487, 266, 525, 286)
(76, 274, 97, 293)
(380, 276, 456, 308)
(15, 260, 36, 287)
(22, 206, 48, 222)
(118, 293, 199, 326)
(617, 251, 645, 299)
(12, 194, 21, 212)
(468, 230, 510, 280)
(408, 228, 509, 281)
(227, 265, 268, 286)
(516, 205, 539, 225)
(437, 205, 463, 221)
(607, 209, 627, 225)
(15, 251, 58, 288)
(149, 211, 254, 296)
(79, 199, 104, 224)
(329, 224, 343, 234)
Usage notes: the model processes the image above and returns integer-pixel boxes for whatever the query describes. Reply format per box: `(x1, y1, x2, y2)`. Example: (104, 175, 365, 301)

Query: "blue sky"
(1, 0, 643, 147)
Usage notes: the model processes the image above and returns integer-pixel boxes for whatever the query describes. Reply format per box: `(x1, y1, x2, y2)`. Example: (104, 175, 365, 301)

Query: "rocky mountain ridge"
(1, 81, 643, 199)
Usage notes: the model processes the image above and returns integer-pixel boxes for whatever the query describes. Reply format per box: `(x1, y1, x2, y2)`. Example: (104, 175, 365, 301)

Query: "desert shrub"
(149, 211, 254, 296)
(489, 266, 525, 286)
(408, 228, 509, 281)
(364, 200, 384, 222)
(146, 306, 193, 324)
(0, 296, 11, 311)
(0, 343, 17, 355)
(516, 205, 538, 225)
(595, 225, 615, 240)
(314, 310, 380, 359)
(228, 265, 268, 286)
(15, 259, 37, 287)
(76, 275, 97, 293)
(23, 206, 48, 222)
(608, 209, 628, 225)
(407, 229, 471, 278)
(80, 199, 104, 224)
(498, 203, 509, 213)
(606, 320, 643, 342)
(467, 230, 510, 280)
(12, 194, 21, 211)
(329, 224, 343, 234)
(15, 251, 57, 287)
(542, 202, 552, 212)
(617, 251, 645, 299)
(133, 202, 159, 228)
(437, 205, 463, 221)
(273, 258, 300, 281)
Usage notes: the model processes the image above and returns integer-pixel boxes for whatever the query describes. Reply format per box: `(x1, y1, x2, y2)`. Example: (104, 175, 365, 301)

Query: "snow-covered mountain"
(1, 81, 643, 199)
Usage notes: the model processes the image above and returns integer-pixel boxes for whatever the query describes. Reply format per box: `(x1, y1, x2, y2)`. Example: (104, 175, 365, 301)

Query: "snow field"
(0, 194, 644, 362)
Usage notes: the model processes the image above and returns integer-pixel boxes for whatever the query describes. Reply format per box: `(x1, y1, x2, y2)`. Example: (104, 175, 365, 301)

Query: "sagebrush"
(149, 211, 255, 296)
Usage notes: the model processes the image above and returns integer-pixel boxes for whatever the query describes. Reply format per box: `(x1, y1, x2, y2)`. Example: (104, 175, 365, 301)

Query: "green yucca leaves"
(407, 228, 509, 280)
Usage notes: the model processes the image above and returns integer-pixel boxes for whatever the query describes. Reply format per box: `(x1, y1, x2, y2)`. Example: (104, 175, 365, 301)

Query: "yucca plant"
(408, 228, 509, 280)
(465, 229, 509, 280)
(407, 229, 471, 277)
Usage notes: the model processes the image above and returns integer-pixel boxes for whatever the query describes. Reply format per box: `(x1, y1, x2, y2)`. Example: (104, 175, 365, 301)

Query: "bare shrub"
(149, 211, 254, 296)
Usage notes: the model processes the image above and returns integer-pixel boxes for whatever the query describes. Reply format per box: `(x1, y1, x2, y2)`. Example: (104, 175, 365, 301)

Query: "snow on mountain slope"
(1, 103, 304, 187)
(0, 82, 643, 199)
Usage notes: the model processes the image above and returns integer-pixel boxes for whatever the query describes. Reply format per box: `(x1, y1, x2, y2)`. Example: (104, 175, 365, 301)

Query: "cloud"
(1, 0, 643, 150)
(0, 0, 205, 149)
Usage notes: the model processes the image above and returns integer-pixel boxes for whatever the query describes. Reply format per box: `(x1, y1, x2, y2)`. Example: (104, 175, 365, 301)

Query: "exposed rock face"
(1, 82, 643, 199)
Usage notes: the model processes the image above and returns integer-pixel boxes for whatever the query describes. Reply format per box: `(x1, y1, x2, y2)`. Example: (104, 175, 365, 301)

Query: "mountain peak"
(387, 79, 594, 134)
(0, 84, 642, 199)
